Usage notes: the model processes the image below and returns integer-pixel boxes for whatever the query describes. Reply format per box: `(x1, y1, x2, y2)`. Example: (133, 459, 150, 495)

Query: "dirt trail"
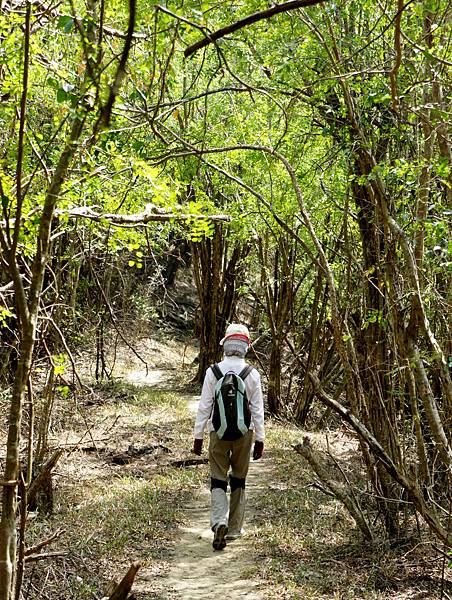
(139, 393, 267, 599)
(163, 460, 266, 599)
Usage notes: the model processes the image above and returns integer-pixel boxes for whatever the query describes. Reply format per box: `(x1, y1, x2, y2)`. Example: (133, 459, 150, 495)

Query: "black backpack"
(211, 363, 254, 441)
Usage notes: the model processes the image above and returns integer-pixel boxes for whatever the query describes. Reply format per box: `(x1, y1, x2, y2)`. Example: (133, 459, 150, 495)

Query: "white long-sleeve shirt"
(193, 355, 265, 442)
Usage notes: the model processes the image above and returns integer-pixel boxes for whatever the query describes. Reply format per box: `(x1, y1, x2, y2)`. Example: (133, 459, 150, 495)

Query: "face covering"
(223, 338, 249, 357)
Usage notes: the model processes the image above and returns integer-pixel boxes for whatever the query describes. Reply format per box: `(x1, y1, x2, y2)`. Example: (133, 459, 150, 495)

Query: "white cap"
(220, 323, 251, 345)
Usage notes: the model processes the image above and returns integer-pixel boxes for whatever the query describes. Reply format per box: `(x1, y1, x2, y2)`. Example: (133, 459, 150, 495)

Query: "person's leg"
(209, 432, 232, 549)
(210, 480, 228, 528)
(228, 431, 253, 537)
(228, 476, 246, 538)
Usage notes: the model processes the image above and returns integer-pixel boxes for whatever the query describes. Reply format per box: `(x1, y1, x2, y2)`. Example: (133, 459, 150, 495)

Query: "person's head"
(220, 323, 251, 357)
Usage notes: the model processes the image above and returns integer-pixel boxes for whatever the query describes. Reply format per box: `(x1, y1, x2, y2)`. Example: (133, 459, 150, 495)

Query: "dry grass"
(248, 421, 450, 599)
(3, 333, 451, 599)
(21, 338, 207, 600)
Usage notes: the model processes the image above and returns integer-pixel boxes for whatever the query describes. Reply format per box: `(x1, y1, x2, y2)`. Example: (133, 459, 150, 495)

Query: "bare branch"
(13, 1, 31, 255)
(156, 3, 209, 37)
(0, 281, 15, 293)
(184, 0, 329, 58)
(294, 437, 374, 540)
(94, 0, 136, 131)
(308, 371, 449, 542)
(24, 528, 65, 557)
(0, 205, 232, 231)
(54, 205, 232, 224)
(24, 551, 67, 562)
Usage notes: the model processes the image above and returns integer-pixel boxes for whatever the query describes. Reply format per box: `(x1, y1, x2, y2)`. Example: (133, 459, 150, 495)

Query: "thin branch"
(24, 528, 65, 557)
(389, 0, 405, 111)
(432, 544, 452, 561)
(0, 281, 15, 293)
(12, 1, 31, 255)
(39, 314, 87, 390)
(94, 0, 136, 131)
(401, 30, 452, 67)
(150, 86, 250, 112)
(25, 551, 67, 563)
(156, 3, 209, 37)
(184, 0, 329, 58)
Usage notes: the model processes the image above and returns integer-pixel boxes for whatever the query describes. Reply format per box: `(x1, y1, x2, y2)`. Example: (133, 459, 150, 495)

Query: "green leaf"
(57, 88, 67, 103)
(57, 385, 70, 398)
(1, 194, 8, 209)
(46, 76, 59, 89)
(57, 16, 74, 32)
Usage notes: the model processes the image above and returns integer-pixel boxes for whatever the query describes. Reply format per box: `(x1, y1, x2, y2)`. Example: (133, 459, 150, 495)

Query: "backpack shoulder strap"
(211, 363, 223, 381)
(238, 364, 254, 381)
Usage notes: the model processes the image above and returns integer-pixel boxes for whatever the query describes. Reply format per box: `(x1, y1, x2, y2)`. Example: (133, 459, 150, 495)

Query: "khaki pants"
(209, 430, 253, 480)
(209, 431, 253, 531)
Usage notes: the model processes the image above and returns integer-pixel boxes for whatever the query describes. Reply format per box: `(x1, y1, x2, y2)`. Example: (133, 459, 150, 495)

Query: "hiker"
(192, 323, 265, 550)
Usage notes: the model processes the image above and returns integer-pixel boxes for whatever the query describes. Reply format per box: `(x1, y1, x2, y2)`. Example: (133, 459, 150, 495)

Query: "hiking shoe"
(212, 524, 228, 550)
(225, 530, 243, 541)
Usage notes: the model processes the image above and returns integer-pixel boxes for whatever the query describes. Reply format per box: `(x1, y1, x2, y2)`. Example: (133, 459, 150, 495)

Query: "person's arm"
(247, 369, 265, 442)
(193, 367, 216, 439)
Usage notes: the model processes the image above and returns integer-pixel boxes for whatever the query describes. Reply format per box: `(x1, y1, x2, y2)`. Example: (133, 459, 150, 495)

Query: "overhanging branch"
(184, 0, 328, 58)
(1, 205, 232, 230)
(54, 205, 231, 224)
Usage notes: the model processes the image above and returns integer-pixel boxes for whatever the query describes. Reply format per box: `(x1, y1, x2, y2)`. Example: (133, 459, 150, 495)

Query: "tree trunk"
(0, 0, 136, 590)
(267, 340, 282, 414)
(352, 176, 401, 536)
(0, 327, 34, 597)
(191, 224, 249, 382)
(255, 235, 298, 415)
(294, 270, 327, 424)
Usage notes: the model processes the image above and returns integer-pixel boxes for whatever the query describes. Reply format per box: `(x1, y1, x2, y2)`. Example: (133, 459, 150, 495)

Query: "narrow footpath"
(161, 459, 266, 599)
(136, 390, 268, 599)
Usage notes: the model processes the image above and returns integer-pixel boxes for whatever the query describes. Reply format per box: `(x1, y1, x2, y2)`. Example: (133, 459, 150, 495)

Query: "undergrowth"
(23, 382, 206, 600)
(249, 421, 446, 600)
(17, 345, 450, 600)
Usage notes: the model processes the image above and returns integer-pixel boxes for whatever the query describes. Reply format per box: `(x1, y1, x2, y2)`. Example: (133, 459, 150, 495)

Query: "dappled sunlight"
(251, 420, 447, 599)
(124, 367, 170, 387)
(160, 459, 267, 599)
